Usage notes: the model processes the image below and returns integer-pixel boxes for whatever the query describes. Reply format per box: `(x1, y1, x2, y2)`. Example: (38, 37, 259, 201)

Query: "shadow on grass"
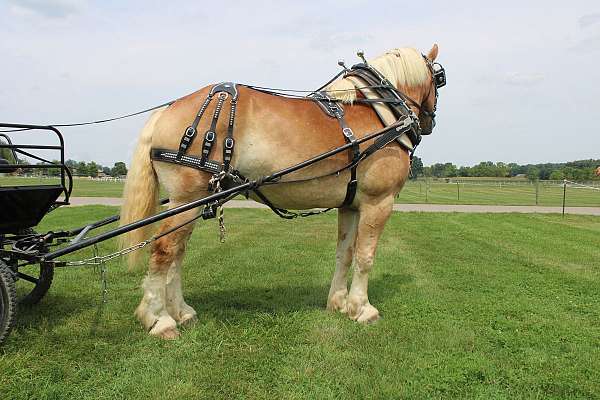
(6, 271, 414, 348)
(187, 272, 414, 319)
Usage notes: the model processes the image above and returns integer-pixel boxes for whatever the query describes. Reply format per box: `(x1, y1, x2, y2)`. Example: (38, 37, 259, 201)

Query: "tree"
(111, 162, 127, 177)
(87, 162, 99, 177)
(410, 156, 423, 179)
(526, 167, 540, 181)
(457, 166, 471, 177)
(549, 170, 564, 180)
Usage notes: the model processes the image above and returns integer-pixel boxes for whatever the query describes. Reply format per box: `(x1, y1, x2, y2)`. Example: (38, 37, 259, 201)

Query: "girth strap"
(315, 92, 359, 208)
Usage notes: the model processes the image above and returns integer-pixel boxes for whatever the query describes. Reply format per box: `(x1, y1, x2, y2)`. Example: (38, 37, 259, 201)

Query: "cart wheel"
(13, 228, 54, 305)
(0, 260, 17, 345)
(17, 262, 54, 305)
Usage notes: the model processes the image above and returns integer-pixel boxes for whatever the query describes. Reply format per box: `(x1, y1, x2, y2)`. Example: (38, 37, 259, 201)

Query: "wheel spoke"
(17, 272, 39, 284)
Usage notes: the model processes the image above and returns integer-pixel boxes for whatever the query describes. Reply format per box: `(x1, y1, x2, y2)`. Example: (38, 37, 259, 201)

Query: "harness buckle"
(185, 126, 196, 138)
(342, 127, 355, 139)
(224, 137, 234, 149)
(205, 131, 215, 142)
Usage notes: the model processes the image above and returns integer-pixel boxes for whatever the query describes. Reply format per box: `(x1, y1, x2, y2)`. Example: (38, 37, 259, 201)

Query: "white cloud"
(8, 0, 87, 19)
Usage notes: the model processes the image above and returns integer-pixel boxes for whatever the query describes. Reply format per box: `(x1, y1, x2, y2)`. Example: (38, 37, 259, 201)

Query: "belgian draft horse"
(120, 45, 441, 339)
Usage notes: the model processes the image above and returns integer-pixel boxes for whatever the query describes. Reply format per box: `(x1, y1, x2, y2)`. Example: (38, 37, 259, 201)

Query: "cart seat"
(0, 185, 64, 234)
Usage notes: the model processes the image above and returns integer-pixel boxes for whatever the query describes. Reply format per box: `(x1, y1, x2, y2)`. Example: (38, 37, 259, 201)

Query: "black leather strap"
(200, 92, 227, 165)
(315, 93, 360, 208)
(177, 94, 214, 160)
(223, 99, 237, 172)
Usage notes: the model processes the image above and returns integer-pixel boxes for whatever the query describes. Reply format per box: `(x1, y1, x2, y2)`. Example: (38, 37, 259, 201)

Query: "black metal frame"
(0, 123, 73, 205)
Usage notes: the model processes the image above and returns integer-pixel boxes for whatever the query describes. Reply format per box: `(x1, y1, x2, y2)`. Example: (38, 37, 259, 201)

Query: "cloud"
(503, 72, 544, 86)
(579, 13, 600, 28)
(8, 0, 87, 19)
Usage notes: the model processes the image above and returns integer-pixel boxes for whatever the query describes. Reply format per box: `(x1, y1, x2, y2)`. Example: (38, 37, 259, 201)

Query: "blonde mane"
(325, 47, 430, 103)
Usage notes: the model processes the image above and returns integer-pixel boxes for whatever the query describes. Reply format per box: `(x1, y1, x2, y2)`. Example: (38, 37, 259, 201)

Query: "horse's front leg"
(346, 196, 394, 323)
(327, 207, 359, 313)
(135, 208, 198, 339)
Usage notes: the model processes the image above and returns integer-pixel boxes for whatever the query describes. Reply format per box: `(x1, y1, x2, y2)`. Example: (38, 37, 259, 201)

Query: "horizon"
(1, 1, 599, 166)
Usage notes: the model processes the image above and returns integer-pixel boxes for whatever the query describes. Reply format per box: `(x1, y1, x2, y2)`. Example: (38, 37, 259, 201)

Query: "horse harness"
(151, 60, 445, 220)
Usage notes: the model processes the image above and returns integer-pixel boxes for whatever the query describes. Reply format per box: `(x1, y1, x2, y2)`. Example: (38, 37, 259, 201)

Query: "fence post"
(425, 177, 429, 203)
(535, 181, 539, 206)
(562, 179, 567, 217)
(457, 181, 460, 201)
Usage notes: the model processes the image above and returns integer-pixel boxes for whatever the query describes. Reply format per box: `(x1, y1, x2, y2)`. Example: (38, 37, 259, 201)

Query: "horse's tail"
(119, 107, 165, 269)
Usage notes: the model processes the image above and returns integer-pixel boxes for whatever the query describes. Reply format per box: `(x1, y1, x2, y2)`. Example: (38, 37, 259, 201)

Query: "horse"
(595, 167, 600, 177)
(120, 44, 442, 339)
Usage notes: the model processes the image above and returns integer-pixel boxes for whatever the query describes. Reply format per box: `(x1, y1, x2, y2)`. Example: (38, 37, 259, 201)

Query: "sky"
(1, 0, 599, 167)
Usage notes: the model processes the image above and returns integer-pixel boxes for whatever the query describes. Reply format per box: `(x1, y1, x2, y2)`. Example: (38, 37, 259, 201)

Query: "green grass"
(397, 180, 600, 207)
(1, 207, 600, 399)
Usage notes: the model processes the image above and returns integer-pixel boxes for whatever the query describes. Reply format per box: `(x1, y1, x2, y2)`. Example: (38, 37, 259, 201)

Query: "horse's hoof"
(178, 313, 198, 327)
(356, 304, 380, 324)
(347, 298, 380, 323)
(326, 290, 348, 313)
(149, 316, 180, 340)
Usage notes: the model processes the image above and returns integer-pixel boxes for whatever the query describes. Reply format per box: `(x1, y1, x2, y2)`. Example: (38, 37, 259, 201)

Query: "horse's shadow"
(7, 271, 414, 348)
(186, 271, 414, 319)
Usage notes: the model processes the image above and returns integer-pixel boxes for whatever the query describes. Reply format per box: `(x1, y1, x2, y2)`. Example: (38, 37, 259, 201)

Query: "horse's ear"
(426, 44, 439, 62)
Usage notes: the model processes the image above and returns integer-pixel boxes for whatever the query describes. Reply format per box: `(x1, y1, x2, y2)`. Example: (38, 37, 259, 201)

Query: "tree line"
(410, 158, 600, 181)
(7, 158, 128, 178)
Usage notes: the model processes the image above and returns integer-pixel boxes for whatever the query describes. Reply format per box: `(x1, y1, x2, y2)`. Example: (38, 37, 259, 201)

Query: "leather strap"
(177, 94, 214, 160)
(200, 92, 227, 165)
(223, 99, 237, 172)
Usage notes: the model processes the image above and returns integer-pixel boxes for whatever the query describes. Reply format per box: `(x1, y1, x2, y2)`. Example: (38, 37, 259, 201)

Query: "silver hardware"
(357, 50, 368, 64)
(185, 126, 196, 137)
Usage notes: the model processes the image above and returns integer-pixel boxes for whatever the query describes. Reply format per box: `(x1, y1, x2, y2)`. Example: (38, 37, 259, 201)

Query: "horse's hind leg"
(346, 196, 394, 323)
(327, 207, 359, 313)
(135, 206, 199, 339)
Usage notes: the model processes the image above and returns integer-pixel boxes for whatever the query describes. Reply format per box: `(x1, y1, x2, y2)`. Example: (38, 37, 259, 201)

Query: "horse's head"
(369, 44, 445, 136)
(595, 166, 600, 177)
(417, 44, 445, 135)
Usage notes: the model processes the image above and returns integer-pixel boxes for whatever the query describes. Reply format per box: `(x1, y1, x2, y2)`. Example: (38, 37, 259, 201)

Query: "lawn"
(1, 207, 599, 399)
(397, 180, 600, 207)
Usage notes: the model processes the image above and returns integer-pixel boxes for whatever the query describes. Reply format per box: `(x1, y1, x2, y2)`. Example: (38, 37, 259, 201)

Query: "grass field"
(397, 180, 600, 207)
(1, 207, 599, 399)
(2, 176, 599, 207)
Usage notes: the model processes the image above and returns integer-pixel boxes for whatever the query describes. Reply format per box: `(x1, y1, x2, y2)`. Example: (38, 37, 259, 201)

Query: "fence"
(397, 178, 600, 208)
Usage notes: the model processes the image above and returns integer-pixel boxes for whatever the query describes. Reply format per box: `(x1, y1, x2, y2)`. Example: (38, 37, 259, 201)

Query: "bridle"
(418, 55, 446, 134)
(391, 55, 446, 135)
(348, 55, 446, 136)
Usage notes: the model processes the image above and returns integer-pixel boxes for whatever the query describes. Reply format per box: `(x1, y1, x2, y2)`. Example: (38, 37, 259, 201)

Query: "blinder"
(432, 62, 446, 89)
